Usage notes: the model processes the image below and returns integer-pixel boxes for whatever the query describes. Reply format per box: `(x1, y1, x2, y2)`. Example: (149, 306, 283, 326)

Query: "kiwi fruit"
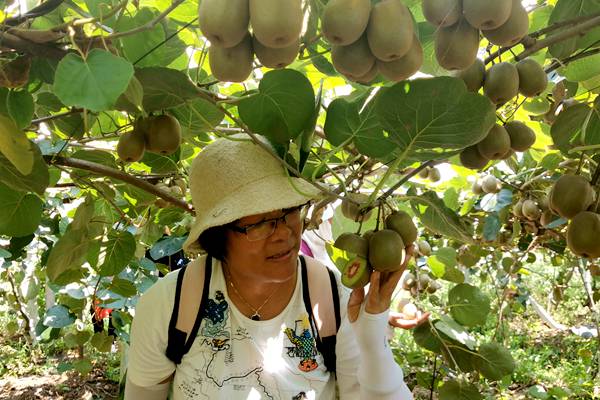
(321, 0, 372, 46)
(512, 199, 523, 217)
(472, 180, 484, 195)
(516, 58, 548, 97)
(567, 211, 600, 258)
(540, 210, 556, 227)
(428, 167, 441, 182)
(435, 18, 480, 71)
(368, 229, 406, 272)
(198, 0, 249, 48)
(401, 302, 419, 319)
(482, 0, 529, 47)
(417, 240, 432, 256)
(385, 210, 418, 244)
(367, 0, 414, 62)
(402, 272, 416, 290)
(117, 130, 145, 162)
(334, 232, 369, 257)
(341, 257, 372, 289)
(483, 62, 519, 104)
(249, 0, 302, 48)
(504, 121, 536, 152)
(422, 0, 461, 27)
(548, 175, 596, 219)
(377, 35, 423, 81)
(477, 124, 511, 160)
(418, 167, 431, 179)
(253, 36, 299, 69)
(481, 175, 500, 194)
(341, 192, 373, 221)
(351, 63, 379, 84)
(462, 0, 512, 30)
(332, 35, 376, 80)
(460, 145, 489, 170)
(454, 58, 485, 92)
(144, 115, 182, 155)
(209, 34, 253, 82)
(521, 199, 541, 221)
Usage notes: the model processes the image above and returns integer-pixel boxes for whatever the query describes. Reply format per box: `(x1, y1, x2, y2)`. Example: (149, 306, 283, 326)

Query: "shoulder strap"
(166, 256, 212, 364)
(300, 255, 341, 372)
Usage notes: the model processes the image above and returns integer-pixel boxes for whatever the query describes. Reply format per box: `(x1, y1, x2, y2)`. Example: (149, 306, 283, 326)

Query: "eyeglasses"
(229, 203, 308, 241)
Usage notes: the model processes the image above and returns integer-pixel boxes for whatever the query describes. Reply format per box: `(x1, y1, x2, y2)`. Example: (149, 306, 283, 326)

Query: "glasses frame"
(229, 202, 310, 242)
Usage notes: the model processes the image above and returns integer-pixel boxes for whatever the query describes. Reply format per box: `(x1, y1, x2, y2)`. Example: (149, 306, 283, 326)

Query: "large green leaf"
(550, 103, 600, 152)
(0, 141, 48, 195)
(136, 67, 202, 111)
(99, 230, 136, 276)
(474, 342, 516, 381)
(548, 0, 600, 58)
(0, 181, 43, 237)
(438, 380, 482, 400)
(238, 69, 315, 144)
(374, 77, 496, 161)
(53, 49, 134, 112)
(170, 98, 224, 133)
(408, 191, 474, 244)
(115, 8, 168, 67)
(7, 90, 34, 129)
(448, 283, 490, 327)
(562, 53, 600, 82)
(324, 97, 394, 158)
(43, 305, 75, 328)
(46, 228, 91, 283)
(417, 22, 449, 77)
(0, 114, 34, 175)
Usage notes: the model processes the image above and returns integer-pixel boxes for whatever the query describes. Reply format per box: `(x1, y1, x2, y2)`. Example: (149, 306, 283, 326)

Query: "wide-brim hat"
(183, 135, 322, 254)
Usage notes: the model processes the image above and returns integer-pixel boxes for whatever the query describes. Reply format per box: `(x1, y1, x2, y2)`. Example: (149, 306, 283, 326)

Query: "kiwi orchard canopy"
(1, 0, 600, 397)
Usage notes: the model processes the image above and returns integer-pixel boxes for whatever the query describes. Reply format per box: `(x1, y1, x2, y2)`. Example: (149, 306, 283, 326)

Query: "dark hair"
(197, 225, 230, 262)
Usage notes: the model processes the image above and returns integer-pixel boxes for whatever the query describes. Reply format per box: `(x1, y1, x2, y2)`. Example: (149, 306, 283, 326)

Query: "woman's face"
(224, 206, 304, 283)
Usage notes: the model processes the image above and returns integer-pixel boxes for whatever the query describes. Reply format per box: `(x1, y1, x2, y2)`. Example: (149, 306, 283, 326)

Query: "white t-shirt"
(128, 256, 363, 400)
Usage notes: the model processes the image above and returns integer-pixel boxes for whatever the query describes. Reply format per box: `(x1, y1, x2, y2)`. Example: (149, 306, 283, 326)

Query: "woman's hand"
(348, 245, 415, 323)
(388, 309, 430, 329)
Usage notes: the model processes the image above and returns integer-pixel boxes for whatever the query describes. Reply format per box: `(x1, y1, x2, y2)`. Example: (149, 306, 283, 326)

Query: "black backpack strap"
(166, 256, 213, 364)
(300, 255, 340, 373)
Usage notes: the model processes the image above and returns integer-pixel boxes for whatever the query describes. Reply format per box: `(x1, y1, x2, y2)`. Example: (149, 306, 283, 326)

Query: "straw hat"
(182, 135, 322, 253)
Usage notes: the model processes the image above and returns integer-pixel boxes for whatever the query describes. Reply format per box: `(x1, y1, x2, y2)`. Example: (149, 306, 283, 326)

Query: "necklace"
(224, 268, 280, 321)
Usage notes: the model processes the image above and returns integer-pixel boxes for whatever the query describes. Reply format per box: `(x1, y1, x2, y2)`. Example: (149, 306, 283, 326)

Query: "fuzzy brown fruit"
(117, 130, 145, 162)
(422, 0, 461, 27)
(481, 175, 500, 194)
(377, 35, 423, 82)
(460, 145, 489, 170)
(334, 232, 369, 258)
(482, 0, 529, 47)
(145, 115, 182, 155)
(331, 35, 376, 80)
(462, 0, 512, 30)
(341, 193, 373, 221)
(521, 199, 541, 221)
(435, 18, 480, 71)
(249, 0, 303, 48)
(548, 175, 595, 219)
(477, 124, 511, 160)
(505, 121, 536, 152)
(208, 34, 253, 82)
(385, 211, 418, 244)
(368, 229, 406, 272)
(454, 58, 485, 92)
(198, 0, 249, 48)
(367, 0, 414, 62)
(484, 62, 520, 104)
(516, 58, 548, 97)
(567, 212, 600, 258)
(321, 0, 372, 46)
(253, 37, 299, 69)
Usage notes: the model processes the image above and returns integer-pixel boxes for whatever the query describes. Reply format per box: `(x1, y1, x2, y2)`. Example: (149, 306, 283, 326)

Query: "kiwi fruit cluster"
(402, 270, 441, 296)
(425, 0, 529, 71)
(418, 166, 441, 182)
(334, 209, 417, 289)
(459, 120, 537, 170)
(472, 175, 502, 195)
(117, 115, 182, 163)
(323, 0, 422, 83)
(154, 177, 187, 208)
(199, 0, 304, 82)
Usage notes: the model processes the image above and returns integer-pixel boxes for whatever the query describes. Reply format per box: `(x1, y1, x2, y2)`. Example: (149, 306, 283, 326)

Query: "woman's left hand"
(348, 245, 415, 323)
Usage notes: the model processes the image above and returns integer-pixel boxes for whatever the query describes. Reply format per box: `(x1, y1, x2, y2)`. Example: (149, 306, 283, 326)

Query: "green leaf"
(435, 315, 477, 350)
(408, 191, 474, 244)
(0, 141, 48, 195)
(73, 359, 93, 375)
(0, 248, 12, 258)
(550, 103, 589, 152)
(324, 96, 394, 158)
(53, 49, 134, 112)
(448, 283, 490, 327)
(438, 380, 482, 400)
(64, 330, 91, 347)
(170, 98, 225, 133)
(44, 305, 75, 328)
(115, 75, 144, 112)
(71, 149, 118, 170)
(91, 331, 114, 352)
(238, 69, 315, 144)
(7, 90, 34, 129)
(548, 0, 600, 58)
(109, 277, 137, 297)
(99, 230, 136, 276)
(0, 114, 34, 175)
(46, 228, 91, 283)
(374, 77, 496, 161)
(0, 181, 43, 237)
(417, 22, 449, 77)
(413, 321, 443, 353)
(136, 67, 202, 111)
(474, 342, 516, 381)
(562, 53, 600, 82)
(483, 213, 501, 241)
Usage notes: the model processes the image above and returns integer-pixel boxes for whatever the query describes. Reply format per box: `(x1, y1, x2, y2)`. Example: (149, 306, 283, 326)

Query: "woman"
(125, 135, 414, 399)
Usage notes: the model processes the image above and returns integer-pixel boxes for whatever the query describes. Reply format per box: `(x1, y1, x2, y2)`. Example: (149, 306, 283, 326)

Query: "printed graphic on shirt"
(201, 290, 230, 338)
(284, 316, 318, 372)
(292, 392, 308, 400)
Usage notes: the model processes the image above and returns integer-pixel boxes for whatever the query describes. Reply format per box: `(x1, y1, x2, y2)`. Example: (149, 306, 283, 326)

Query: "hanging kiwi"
(460, 145, 489, 170)
(198, 0, 249, 48)
(368, 229, 406, 272)
(454, 58, 485, 92)
(462, 0, 512, 30)
(483, 62, 519, 104)
(249, 0, 303, 48)
(209, 34, 254, 82)
(377, 35, 423, 82)
(253, 36, 299, 69)
(521, 199, 541, 221)
(435, 18, 480, 71)
(422, 0, 461, 27)
(548, 175, 596, 219)
(331, 34, 376, 80)
(504, 121, 536, 152)
(385, 210, 418, 245)
(516, 58, 548, 97)
(321, 0, 372, 46)
(144, 114, 182, 155)
(477, 124, 511, 160)
(481, 175, 500, 194)
(117, 130, 146, 163)
(482, 0, 529, 47)
(366, 0, 414, 62)
(567, 211, 600, 258)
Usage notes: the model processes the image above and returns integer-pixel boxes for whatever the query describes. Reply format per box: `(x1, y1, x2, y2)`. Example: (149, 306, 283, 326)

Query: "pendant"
(251, 313, 261, 321)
